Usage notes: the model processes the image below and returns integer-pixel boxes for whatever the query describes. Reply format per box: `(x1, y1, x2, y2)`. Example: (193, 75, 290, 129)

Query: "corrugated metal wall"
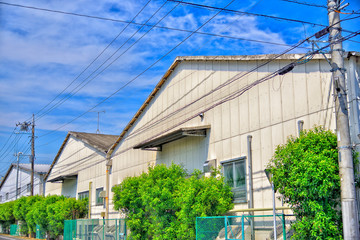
(110, 55, 339, 214)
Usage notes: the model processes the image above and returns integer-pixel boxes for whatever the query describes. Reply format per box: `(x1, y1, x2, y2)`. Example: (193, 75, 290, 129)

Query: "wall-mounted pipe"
(88, 182, 92, 219)
(297, 120, 304, 136)
(105, 157, 112, 220)
(247, 135, 254, 240)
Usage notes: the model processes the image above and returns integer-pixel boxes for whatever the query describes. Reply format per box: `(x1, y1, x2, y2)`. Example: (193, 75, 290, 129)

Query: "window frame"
(95, 187, 104, 207)
(221, 157, 247, 203)
(78, 191, 89, 200)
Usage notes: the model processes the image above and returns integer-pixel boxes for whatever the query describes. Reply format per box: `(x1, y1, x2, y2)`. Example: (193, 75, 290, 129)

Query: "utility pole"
(14, 152, 22, 199)
(30, 114, 35, 196)
(328, 0, 359, 239)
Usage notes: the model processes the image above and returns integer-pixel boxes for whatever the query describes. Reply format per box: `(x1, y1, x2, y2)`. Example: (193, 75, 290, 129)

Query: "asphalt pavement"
(0, 234, 29, 240)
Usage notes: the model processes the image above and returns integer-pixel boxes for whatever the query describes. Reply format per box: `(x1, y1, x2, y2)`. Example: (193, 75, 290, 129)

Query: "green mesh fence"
(196, 214, 295, 240)
(36, 224, 45, 239)
(10, 224, 19, 236)
(64, 219, 126, 240)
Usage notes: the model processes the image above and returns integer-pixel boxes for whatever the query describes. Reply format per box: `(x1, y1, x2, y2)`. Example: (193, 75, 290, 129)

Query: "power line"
(167, 0, 358, 34)
(0, 1, 314, 55)
(33, 0, 153, 122)
(38, 0, 236, 138)
(35, 0, 171, 122)
(2, 0, 357, 34)
(123, 28, 360, 143)
(114, 29, 360, 158)
(279, 0, 327, 9)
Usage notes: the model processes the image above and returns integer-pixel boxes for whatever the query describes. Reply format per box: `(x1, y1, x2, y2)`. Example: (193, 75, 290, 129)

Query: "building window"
(96, 188, 104, 206)
(222, 158, 247, 203)
(5, 193, 9, 200)
(78, 191, 89, 200)
(27, 183, 31, 192)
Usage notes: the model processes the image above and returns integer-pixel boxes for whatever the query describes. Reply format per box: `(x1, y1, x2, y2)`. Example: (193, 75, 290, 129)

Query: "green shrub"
(46, 197, 88, 239)
(267, 127, 342, 239)
(113, 164, 233, 240)
(0, 195, 87, 239)
(0, 201, 15, 233)
(13, 195, 42, 236)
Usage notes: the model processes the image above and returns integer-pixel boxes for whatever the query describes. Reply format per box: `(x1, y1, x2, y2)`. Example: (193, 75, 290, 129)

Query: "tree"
(0, 201, 15, 233)
(46, 197, 88, 239)
(267, 127, 342, 239)
(0, 195, 87, 239)
(112, 164, 233, 240)
(13, 195, 42, 236)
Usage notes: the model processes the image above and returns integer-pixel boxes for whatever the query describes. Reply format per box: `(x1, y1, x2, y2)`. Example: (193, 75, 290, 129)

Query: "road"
(0, 235, 24, 240)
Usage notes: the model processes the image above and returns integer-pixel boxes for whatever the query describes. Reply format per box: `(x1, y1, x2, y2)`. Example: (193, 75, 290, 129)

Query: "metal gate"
(64, 219, 126, 240)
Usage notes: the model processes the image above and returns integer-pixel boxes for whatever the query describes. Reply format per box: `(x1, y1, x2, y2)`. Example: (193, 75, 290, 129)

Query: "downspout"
(297, 120, 304, 136)
(247, 135, 254, 240)
(41, 175, 45, 196)
(105, 155, 112, 220)
(88, 182, 92, 219)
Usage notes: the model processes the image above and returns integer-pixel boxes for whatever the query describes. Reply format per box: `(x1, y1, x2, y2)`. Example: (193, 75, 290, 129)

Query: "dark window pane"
(234, 161, 246, 188)
(224, 164, 234, 187)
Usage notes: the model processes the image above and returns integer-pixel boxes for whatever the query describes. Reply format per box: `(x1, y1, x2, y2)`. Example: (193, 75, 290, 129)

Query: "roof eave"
(107, 58, 183, 158)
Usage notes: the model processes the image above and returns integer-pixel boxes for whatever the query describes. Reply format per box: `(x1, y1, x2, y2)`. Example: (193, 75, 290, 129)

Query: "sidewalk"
(0, 234, 39, 240)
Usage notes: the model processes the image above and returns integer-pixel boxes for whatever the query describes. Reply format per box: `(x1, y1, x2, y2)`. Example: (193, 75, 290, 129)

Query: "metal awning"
(47, 174, 77, 183)
(133, 126, 210, 151)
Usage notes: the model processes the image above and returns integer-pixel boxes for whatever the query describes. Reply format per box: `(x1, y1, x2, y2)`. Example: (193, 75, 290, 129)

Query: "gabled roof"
(44, 131, 118, 181)
(69, 132, 118, 153)
(17, 163, 50, 174)
(106, 52, 360, 158)
(0, 163, 50, 189)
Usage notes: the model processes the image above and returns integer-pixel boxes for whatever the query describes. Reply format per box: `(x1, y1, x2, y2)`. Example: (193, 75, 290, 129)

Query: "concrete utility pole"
(30, 114, 35, 196)
(14, 152, 22, 199)
(327, 0, 360, 239)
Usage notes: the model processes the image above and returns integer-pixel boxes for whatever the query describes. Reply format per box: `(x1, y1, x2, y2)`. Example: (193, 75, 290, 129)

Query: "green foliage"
(13, 195, 43, 235)
(267, 127, 342, 239)
(113, 164, 233, 240)
(0, 201, 15, 232)
(46, 197, 88, 239)
(32, 195, 66, 236)
(0, 195, 87, 239)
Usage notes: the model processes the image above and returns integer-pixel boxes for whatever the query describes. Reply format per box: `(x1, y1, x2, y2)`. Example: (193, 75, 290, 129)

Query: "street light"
(265, 168, 277, 240)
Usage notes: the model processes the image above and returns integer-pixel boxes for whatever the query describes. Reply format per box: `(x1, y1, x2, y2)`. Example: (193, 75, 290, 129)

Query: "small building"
(105, 52, 360, 218)
(0, 163, 50, 203)
(44, 131, 118, 218)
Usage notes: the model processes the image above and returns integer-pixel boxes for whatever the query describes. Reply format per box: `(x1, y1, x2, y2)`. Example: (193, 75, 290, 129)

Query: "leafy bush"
(267, 127, 342, 239)
(31, 195, 66, 237)
(13, 195, 42, 236)
(113, 164, 233, 240)
(0, 201, 15, 233)
(46, 197, 88, 239)
(0, 195, 87, 239)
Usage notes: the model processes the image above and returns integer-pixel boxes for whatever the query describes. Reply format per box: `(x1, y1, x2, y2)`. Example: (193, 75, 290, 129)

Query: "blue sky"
(0, 0, 359, 177)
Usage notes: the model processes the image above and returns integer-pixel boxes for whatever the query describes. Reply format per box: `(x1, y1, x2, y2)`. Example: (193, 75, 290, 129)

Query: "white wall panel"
(110, 55, 344, 213)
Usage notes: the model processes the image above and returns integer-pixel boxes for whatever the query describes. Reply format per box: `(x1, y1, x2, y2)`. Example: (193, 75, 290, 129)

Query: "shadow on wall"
(156, 130, 210, 174)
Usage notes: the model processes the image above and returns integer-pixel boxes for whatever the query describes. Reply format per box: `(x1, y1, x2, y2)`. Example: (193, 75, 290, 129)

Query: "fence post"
(195, 217, 198, 240)
(225, 216, 228, 240)
(241, 216, 245, 240)
(282, 214, 286, 240)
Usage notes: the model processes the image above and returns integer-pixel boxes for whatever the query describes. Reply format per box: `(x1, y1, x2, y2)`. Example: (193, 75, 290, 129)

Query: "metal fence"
(64, 219, 126, 240)
(10, 224, 19, 236)
(36, 224, 45, 239)
(196, 214, 295, 240)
